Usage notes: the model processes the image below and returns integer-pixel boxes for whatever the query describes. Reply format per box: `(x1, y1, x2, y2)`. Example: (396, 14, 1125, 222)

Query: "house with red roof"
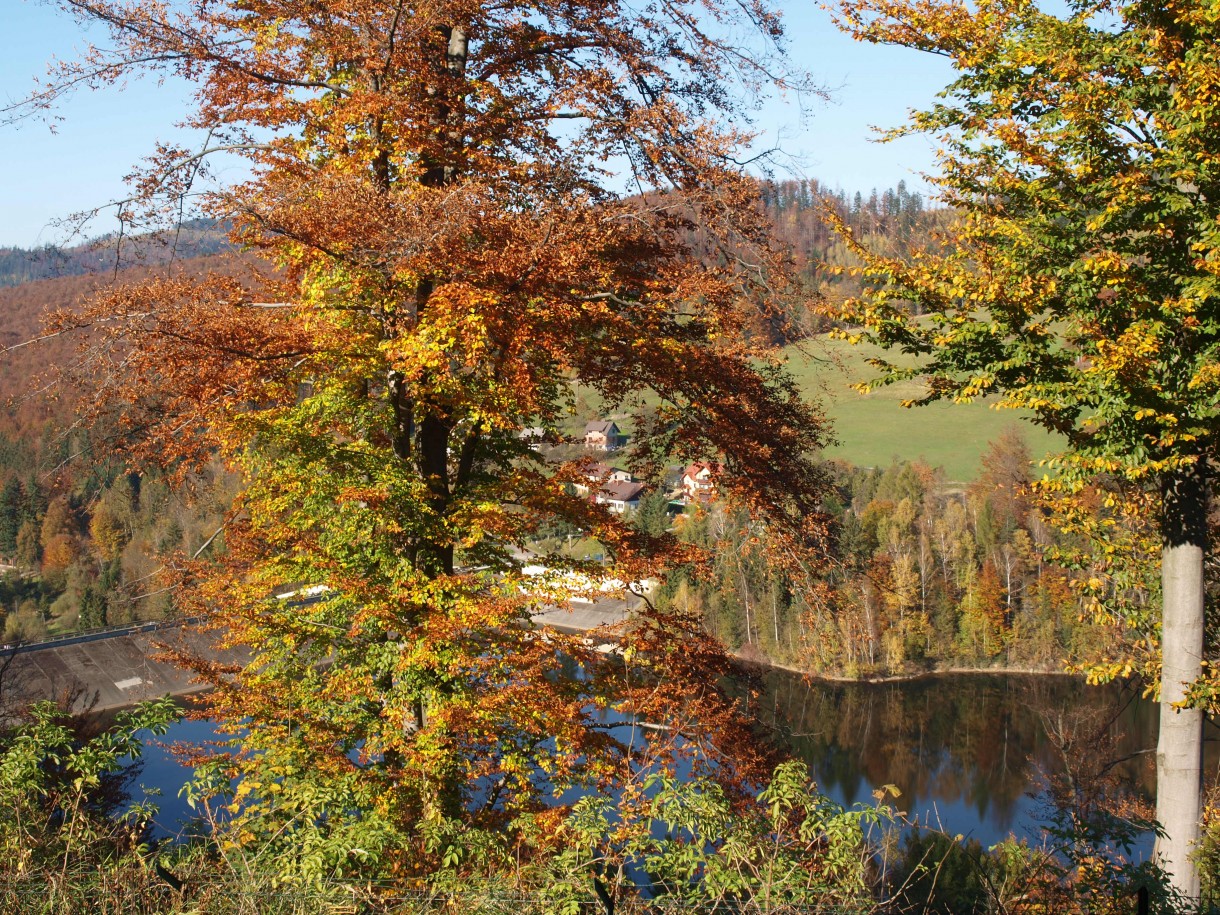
(681, 461, 722, 504)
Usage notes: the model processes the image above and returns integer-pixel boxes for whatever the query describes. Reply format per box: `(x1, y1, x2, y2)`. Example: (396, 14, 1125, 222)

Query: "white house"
(681, 461, 722, 504)
(584, 420, 624, 451)
(572, 462, 634, 496)
(596, 479, 647, 514)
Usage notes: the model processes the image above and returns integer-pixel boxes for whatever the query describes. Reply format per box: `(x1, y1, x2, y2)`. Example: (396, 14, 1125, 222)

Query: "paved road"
(1, 597, 633, 714)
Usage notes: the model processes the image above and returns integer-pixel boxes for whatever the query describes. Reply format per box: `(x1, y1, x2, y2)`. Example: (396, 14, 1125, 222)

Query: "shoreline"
(52, 610, 1090, 720)
(544, 618, 1084, 685)
(738, 655, 1082, 684)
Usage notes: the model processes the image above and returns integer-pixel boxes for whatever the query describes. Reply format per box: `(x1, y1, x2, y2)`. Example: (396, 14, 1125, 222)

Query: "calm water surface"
(744, 670, 1171, 848)
(132, 671, 1181, 845)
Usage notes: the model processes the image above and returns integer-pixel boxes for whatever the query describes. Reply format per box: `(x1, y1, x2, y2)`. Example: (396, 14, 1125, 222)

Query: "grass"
(783, 336, 1063, 483)
(565, 334, 1064, 485)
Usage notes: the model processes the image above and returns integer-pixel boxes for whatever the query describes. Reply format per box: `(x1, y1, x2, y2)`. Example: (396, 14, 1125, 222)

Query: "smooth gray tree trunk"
(1155, 461, 1207, 904)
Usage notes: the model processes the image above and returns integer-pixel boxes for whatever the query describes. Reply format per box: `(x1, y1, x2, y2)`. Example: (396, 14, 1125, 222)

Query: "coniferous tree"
(0, 479, 23, 558)
(78, 585, 107, 630)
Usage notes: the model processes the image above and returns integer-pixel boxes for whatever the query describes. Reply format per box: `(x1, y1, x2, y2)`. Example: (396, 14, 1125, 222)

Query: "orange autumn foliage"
(29, 0, 832, 879)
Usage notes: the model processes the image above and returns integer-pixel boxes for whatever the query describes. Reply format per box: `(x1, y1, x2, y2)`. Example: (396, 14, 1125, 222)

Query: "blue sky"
(0, 1, 954, 248)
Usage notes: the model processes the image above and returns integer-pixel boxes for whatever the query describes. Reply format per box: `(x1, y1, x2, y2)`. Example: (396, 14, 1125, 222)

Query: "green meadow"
(571, 334, 1063, 484)
(783, 336, 1063, 483)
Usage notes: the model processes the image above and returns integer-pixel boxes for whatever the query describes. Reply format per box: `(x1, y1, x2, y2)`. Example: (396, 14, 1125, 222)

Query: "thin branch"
(2, 328, 83, 354)
(192, 523, 228, 561)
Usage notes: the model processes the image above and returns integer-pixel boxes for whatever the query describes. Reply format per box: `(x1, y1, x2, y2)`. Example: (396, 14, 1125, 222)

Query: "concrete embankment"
(1, 598, 635, 714)
(529, 594, 633, 633)
(1, 623, 248, 715)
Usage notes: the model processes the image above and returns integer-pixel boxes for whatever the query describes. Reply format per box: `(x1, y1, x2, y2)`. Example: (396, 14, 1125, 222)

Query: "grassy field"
(783, 336, 1063, 483)
(568, 334, 1063, 485)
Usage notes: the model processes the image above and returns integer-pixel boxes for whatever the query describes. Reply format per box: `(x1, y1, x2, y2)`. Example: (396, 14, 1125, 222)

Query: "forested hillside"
(761, 177, 931, 272)
(0, 252, 254, 640)
(0, 183, 1110, 678)
(0, 220, 230, 288)
(759, 178, 941, 335)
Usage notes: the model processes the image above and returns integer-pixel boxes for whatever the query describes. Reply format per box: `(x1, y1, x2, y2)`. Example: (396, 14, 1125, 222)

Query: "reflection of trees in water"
(748, 671, 1159, 835)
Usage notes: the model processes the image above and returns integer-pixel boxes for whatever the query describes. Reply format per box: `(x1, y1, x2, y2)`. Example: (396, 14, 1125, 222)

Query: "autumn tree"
(24, 0, 831, 888)
(832, 0, 1220, 899)
(88, 486, 132, 563)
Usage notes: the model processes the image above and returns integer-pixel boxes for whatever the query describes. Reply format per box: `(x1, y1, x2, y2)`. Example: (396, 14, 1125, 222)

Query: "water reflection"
(133, 714, 232, 838)
(124, 671, 1205, 848)
(745, 670, 1163, 846)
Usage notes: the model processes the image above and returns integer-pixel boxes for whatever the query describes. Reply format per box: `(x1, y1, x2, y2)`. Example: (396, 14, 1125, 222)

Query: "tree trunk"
(1155, 460, 1207, 902)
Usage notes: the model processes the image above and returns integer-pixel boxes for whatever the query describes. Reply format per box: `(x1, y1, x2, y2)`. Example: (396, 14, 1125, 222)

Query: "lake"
(130, 670, 1175, 847)
(743, 669, 1169, 849)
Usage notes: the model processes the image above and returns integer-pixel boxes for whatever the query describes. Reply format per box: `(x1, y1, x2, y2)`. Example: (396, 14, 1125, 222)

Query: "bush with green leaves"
(541, 760, 894, 915)
(0, 696, 180, 874)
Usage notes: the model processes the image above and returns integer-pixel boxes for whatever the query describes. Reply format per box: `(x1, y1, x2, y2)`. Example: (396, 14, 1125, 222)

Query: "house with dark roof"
(596, 479, 647, 514)
(518, 426, 549, 450)
(573, 462, 635, 497)
(584, 420, 624, 451)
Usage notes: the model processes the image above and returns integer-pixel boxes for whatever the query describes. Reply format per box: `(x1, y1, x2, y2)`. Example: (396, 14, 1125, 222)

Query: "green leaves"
(835, 0, 1220, 484)
(542, 761, 893, 912)
(831, 1, 1220, 896)
(0, 697, 180, 873)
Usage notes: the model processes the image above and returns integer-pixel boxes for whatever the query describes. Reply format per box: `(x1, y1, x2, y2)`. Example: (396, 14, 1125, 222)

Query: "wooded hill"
(0, 251, 254, 640)
(0, 220, 230, 288)
(0, 181, 1110, 679)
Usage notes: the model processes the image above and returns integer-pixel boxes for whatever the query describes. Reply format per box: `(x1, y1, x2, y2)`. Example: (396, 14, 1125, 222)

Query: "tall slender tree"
(832, 0, 1220, 898)
(25, 0, 831, 882)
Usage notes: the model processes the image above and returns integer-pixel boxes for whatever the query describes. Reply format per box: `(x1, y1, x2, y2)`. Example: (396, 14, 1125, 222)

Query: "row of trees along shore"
(658, 429, 1134, 678)
(1, 0, 1218, 909)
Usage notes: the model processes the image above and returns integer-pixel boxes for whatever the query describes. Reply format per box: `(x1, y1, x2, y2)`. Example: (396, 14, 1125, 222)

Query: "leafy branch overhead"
(832, 0, 1220, 483)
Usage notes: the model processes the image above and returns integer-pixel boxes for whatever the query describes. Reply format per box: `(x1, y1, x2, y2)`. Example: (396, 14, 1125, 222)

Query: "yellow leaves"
(1189, 361, 1220, 390)
(835, 0, 1003, 67)
(250, 16, 284, 54)
(1014, 394, 1055, 414)
(955, 373, 995, 400)
(1089, 320, 1163, 376)
(1081, 249, 1127, 279)
(381, 285, 500, 392)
